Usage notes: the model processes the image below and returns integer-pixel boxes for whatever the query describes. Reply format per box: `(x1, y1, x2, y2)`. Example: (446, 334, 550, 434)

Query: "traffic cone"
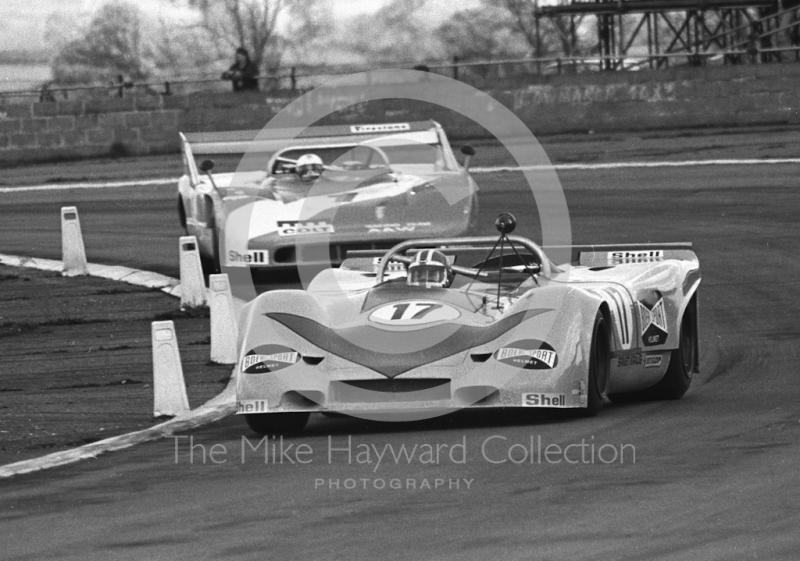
(209, 273, 239, 364)
(61, 206, 88, 276)
(152, 320, 190, 417)
(179, 236, 206, 308)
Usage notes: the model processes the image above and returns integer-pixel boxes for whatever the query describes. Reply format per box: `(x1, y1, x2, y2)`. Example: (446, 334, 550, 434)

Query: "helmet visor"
(408, 264, 446, 286)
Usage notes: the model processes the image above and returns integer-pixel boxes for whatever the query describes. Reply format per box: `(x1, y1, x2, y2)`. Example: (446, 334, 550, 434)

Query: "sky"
(0, 0, 480, 56)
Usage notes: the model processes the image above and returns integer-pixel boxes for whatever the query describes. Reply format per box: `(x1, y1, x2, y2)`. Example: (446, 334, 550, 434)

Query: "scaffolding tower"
(535, 0, 800, 70)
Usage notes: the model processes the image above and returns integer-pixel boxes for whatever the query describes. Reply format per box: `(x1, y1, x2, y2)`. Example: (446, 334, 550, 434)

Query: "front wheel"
(200, 228, 220, 276)
(245, 413, 310, 436)
(575, 310, 610, 417)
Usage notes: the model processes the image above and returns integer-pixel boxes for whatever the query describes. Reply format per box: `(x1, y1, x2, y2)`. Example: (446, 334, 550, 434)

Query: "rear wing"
(342, 242, 697, 271)
(179, 132, 199, 185)
(554, 243, 696, 267)
(181, 121, 442, 155)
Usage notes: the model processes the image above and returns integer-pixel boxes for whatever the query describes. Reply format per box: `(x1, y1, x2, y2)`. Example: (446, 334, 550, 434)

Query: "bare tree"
(52, 1, 153, 84)
(172, 0, 328, 71)
(499, 0, 584, 58)
(336, 0, 440, 65)
(437, 6, 529, 68)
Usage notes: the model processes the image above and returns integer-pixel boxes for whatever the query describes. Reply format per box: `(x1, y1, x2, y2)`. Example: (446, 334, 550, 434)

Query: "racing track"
(1, 160, 799, 559)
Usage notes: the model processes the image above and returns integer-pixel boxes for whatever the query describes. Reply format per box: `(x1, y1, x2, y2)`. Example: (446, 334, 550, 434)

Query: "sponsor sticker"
(638, 294, 668, 347)
(368, 301, 460, 326)
(372, 257, 406, 273)
(236, 400, 268, 414)
(495, 340, 559, 370)
(607, 250, 664, 264)
(277, 220, 334, 237)
(522, 393, 567, 407)
(617, 353, 663, 368)
(350, 123, 411, 134)
(241, 344, 300, 374)
(228, 249, 269, 265)
(644, 354, 663, 368)
(365, 222, 432, 234)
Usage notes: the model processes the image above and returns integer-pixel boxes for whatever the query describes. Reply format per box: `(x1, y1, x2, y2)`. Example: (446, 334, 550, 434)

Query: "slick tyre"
(609, 295, 697, 403)
(570, 310, 610, 418)
(178, 197, 188, 233)
(200, 229, 221, 276)
(245, 412, 310, 436)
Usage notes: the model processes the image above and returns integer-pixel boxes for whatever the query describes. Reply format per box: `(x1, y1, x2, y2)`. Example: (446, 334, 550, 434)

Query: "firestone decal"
(350, 123, 411, 134)
(495, 340, 558, 370)
(242, 344, 301, 373)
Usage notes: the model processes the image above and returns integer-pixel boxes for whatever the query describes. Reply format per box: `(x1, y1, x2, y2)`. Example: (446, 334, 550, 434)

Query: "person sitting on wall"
(221, 47, 260, 92)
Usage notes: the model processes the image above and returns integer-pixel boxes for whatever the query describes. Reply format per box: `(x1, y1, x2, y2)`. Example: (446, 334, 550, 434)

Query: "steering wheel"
(376, 236, 551, 284)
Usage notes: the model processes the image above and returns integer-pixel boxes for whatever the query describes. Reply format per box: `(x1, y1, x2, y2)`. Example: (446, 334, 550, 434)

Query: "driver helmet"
(407, 250, 452, 288)
(296, 154, 324, 182)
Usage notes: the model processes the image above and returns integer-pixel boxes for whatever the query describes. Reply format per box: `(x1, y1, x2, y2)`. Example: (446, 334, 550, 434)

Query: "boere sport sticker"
(242, 344, 301, 373)
(494, 340, 558, 370)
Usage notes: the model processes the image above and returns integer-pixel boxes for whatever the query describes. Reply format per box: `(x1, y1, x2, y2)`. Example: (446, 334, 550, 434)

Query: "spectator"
(221, 47, 259, 92)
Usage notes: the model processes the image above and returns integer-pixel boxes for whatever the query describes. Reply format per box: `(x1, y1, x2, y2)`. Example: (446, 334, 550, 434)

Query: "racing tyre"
(177, 197, 188, 233)
(245, 412, 310, 435)
(609, 295, 697, 403)
(200, 229, 221, 276)
(573, 310, 610, 417)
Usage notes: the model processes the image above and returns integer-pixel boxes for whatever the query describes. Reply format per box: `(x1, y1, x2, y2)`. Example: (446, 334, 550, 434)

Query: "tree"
(335, 0, 441, 66)
(172, 0, 329, 73)
(498, 0, 586, 58)
(51, 1, 153, 84)
(437, 6, 530, 68)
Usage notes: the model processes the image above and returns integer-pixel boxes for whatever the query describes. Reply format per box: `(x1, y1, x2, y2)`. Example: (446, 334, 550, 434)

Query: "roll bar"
(376, 236, 551, 283)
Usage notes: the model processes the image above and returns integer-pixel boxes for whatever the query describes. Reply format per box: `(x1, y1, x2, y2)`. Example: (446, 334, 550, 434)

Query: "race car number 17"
(368, 301, 461, 326)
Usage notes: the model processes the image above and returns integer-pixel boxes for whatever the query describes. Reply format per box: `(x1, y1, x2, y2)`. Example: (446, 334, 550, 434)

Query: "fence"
(4, 46, 800, 105)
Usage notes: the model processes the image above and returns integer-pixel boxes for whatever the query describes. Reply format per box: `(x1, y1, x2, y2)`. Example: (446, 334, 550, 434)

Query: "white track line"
(3, 158, 800, 193)
(0, 178, 172, 193)
(471, 158, 800, 173)
(0, 254, 237, 478)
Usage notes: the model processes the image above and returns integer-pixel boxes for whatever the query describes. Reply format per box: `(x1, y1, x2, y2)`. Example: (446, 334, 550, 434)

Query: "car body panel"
(177, 121, 477, 269)
(235, 242, 700, 414)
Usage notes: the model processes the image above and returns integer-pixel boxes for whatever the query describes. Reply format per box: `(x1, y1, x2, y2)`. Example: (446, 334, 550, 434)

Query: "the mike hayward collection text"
(171, 435, 636, 468)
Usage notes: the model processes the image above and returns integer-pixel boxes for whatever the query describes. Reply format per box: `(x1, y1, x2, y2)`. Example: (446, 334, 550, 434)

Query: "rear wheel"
(609, 295, 697, 403)
(245, 413, 310, 436)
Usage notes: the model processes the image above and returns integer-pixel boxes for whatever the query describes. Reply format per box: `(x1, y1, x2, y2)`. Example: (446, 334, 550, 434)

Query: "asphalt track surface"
(2, 156, 800, 559)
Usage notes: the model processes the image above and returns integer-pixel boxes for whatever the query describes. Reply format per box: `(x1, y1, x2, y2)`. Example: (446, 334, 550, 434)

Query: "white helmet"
(407, 250, 452, 288)
(296, 154, 324, 182)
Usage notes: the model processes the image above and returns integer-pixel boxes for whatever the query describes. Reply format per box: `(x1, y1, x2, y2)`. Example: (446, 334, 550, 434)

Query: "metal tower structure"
(535, 0, 800, 70)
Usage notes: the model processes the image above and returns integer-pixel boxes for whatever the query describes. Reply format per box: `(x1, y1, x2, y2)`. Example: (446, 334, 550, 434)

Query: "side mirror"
(460, 145, 476, 171)
(199, 159, 215, 172)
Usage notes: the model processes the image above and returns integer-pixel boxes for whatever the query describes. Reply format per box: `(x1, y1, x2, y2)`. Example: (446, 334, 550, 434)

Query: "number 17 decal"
(369, 301, 460, 326)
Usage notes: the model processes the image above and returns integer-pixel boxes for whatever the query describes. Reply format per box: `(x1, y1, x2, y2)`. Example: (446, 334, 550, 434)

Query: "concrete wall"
(2, 64, 799, 164)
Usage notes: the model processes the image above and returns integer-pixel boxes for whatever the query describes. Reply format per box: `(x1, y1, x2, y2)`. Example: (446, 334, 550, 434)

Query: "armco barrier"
(1, 64, 800, 164)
